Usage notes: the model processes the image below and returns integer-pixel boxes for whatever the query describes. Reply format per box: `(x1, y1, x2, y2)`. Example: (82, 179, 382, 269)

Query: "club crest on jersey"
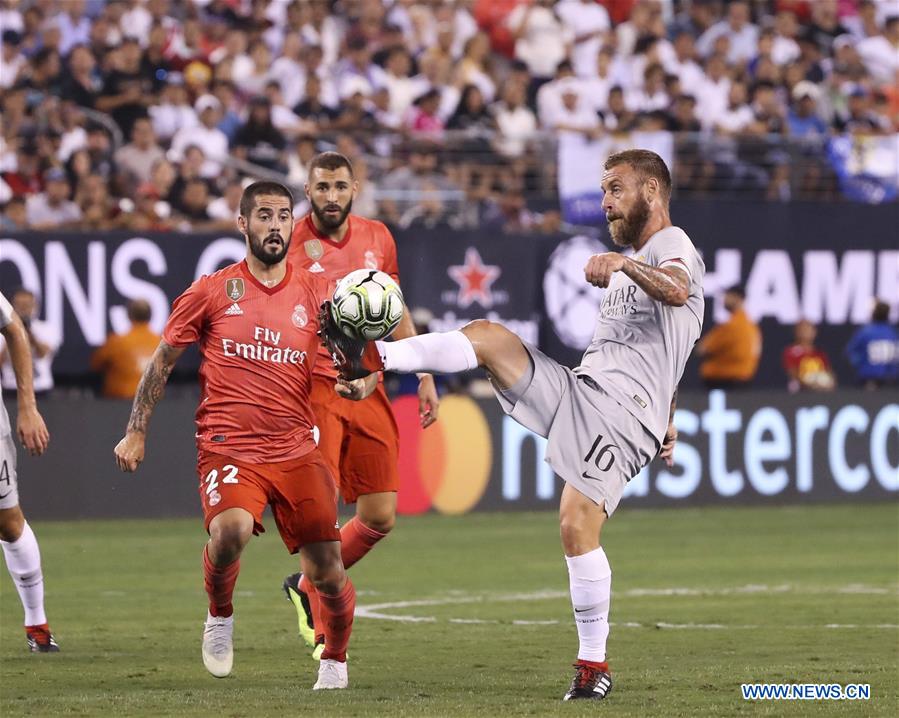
(364, 250, 379, 270)
(304, 239, 324, 260)
(225, 278, 245, 302)
(292, 304, 308, 328)
(208, 491, 221, 507)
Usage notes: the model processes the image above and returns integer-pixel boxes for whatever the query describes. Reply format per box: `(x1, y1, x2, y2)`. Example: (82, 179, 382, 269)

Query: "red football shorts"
(197, 449, 340, 554)
(310, 375, 400, 504)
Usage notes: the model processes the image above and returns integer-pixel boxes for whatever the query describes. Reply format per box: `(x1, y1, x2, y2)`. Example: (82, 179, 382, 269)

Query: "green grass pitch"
(1, 504, 897, 717)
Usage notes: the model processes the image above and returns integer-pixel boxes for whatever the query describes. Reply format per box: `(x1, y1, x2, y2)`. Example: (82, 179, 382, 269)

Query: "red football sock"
(203, 546, 240, 618)
(299, 573, 325, 645)
(577, 659, 610, 672)
(318, 578, 355, 662)
(340, 516, 389, 570)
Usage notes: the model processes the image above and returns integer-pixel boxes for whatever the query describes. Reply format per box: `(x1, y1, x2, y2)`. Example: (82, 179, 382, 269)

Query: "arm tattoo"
(126, 341, 181, 434)
(622, 260, 690, 306)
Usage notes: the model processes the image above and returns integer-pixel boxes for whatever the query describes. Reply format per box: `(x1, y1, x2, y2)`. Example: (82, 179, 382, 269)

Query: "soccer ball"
(330, 269, 405, 341)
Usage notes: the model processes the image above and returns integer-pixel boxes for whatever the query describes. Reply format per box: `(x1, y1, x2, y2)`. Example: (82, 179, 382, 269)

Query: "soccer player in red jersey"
(113, 182, 354, 690)
(282, 152, 439, 658)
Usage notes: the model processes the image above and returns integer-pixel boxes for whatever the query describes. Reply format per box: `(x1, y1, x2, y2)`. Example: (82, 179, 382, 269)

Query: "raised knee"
(311, 561, 346, 595)
(560, 518, 598, 557)
(358, 513, 394, 535)
(210, 522, 252, 557)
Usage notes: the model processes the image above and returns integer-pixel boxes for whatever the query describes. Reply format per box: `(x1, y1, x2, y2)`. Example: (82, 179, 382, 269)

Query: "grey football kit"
(494, 226, 705, 515)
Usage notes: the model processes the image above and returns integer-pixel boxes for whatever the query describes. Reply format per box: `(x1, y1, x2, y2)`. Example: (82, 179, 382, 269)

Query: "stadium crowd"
(0, 0, 897, 233)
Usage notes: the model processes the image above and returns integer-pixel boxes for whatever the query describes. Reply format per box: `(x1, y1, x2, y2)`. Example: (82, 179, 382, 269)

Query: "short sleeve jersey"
(289, 214, 400, 380)
(0, 291, 14, 437)
(162, 261, 330, 462)
(577, 226, 706, 443)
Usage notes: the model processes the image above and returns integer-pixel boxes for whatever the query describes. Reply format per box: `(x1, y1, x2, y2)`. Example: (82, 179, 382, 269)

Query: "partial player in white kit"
(319, 150, 705, 700)
(0, 290, 56, 652)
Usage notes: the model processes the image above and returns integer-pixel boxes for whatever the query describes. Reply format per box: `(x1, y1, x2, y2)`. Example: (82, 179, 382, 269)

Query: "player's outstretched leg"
(559, 484, 613, 701)
(320, 308, 531, 391)
(202, 509, 253, 678)
(302, 540, 354, 689)
(0, 508, 59, 653)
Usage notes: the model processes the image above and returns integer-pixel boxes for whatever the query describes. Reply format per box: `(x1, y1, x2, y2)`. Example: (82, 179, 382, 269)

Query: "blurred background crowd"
(1, 0, 898, 236)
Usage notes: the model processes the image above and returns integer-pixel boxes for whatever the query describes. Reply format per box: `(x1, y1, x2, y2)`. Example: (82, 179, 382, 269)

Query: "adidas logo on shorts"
(225, 303, 243, 316)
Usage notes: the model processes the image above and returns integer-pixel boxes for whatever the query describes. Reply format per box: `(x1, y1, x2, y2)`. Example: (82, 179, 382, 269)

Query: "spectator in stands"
(696, 286, 762, 389)
(90, 299, 161, 400)
(507, 0, 573, 101)
(380, 141, 458, 225)
(174, 177, 215, 230)
(115, 117, 165, 191)
(0, 288, 59, 397)
(787, 81, 828, 137)
(783, 319, 836, 392)
(0, 197, 27, 231)
(211, 80, 243, 142)
(57, 0, 91, 58)
(846, 300, 899, 389)
(555, 0, 610, 79)
(293, 73, 338, 128)
(286, 134, 319, 187)
(76, 173, 120, 230)
(696, 0, 758, 64)
(404, 87, 445, 138)
(232, 96, 287, 172)
(856, 16, 899, 85)
(59, 43, 100, 108)
(1, 30, 26, 89)
(805, 0, 851, 55)
(96, 37, 154, 138)
(148, 72, 198, 143)
(492, 80, 538, 159)
(25, 167, 81, 229)
(169, 94, 229, 178)
(447, 84, 496, 137)
(833, 86, 890, 134)
(3, 141, 42, 197)
(208, 179, 242, 224)
(455, 31, 495, 102)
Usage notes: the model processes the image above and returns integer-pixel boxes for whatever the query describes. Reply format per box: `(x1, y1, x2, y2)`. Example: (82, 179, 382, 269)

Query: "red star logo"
(448, 248, 501, 308)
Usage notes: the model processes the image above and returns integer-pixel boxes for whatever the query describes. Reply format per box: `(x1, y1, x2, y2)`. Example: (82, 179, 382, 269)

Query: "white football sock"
(565, 546, 611, 663)
(1, 521, 47, 626)
(376, 331, 478, 374)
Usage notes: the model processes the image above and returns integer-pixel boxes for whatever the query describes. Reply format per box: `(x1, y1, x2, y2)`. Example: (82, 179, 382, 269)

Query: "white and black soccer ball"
(330, 269, 405, 341)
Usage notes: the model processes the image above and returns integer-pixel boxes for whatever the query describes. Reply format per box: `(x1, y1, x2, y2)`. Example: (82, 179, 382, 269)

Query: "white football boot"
(202, 612, 234, 678)
(313, 659, 348, 690)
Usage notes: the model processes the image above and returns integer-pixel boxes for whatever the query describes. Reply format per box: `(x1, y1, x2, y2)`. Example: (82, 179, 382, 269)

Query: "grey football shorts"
(491, 342, 658, 516)
(0, 432, 19, 510)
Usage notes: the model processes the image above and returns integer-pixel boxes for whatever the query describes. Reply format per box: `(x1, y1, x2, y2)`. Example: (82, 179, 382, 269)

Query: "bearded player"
(114, 182, 355, 690)
(320, 150, 704, 700)
(281, 151, 439, 659)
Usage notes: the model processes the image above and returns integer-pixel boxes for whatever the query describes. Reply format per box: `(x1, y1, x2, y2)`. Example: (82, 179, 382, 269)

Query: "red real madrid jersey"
(163, 260, 330, 462)
(289, 214, 401, 380)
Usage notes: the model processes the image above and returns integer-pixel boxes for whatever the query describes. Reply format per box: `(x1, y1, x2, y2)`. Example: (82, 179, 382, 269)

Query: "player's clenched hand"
(585, 253, 628, 288)
(659, 422, 677, 467)
(17, 406, 49, 457)
(418, 374, 439, 429)
(114, 432, 146, 472)
(335, 374, 378, 401)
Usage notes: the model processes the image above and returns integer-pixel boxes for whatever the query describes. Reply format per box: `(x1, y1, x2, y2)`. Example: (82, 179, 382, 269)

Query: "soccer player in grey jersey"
(320, 149, 705, 701)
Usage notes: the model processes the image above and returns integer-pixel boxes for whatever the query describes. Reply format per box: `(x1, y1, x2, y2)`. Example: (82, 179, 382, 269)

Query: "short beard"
(248, 230, 289, 266)
(608, 196, 651, 248)
(310, 196, 353, 231)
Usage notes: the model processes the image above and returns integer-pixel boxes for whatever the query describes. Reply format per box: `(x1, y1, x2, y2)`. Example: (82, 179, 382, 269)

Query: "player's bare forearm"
(0, 316, 38, 410)
(621, 259, 690, 306)
(125, 341, 184, 434)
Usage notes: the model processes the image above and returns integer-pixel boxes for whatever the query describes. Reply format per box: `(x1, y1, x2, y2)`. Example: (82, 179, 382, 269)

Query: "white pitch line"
(356, 584, 899, 628)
